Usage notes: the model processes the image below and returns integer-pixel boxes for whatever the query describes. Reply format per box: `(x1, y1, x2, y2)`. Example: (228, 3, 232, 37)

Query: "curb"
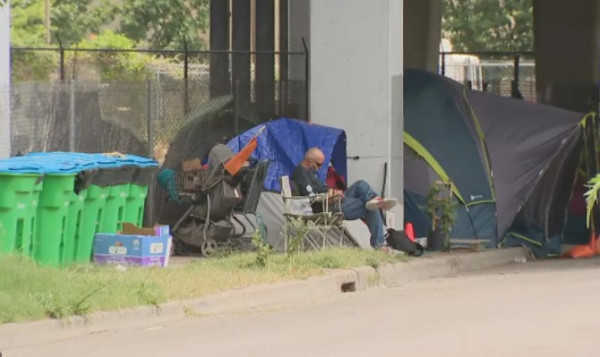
(0, 247, 529, 350)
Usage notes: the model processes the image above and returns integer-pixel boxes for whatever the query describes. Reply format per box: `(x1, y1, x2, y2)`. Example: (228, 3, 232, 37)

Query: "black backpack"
(385, 228, 424, 257)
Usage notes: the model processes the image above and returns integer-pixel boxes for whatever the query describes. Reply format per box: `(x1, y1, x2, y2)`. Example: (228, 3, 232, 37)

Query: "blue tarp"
(227, 118, 347, 192)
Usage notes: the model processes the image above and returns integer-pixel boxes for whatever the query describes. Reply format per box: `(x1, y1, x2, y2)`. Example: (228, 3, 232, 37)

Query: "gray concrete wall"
(404, 0, 442, 72)
(533, 0, 600, 113)
(310, 0, 404, 227)
(0, 1, 10, 158)
(288, 0, 309, 81)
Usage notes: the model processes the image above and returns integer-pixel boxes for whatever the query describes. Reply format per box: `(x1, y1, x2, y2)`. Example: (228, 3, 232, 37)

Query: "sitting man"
(291, 147, 397, 249)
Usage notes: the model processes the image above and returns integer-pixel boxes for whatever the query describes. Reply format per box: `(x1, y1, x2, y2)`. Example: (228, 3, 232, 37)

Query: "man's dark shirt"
(291, 164, 330, 212)
(291, 165, 329, 196)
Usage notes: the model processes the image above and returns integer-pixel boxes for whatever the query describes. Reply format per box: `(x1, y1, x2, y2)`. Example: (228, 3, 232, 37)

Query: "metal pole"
(512, 54, 520, 98)
(302, 37, 309, 122)
(441, 52, 446, 76)
(59, 44, 65, 82)
(183, 39, 189, 115)
(68, 79, 75, 151)
(146, 80, 155, 226)
(234, 79, 240, 134)
(147, 80, 154, 158)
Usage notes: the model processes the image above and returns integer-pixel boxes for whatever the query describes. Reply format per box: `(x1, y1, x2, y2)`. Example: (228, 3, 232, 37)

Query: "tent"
(404, 69, 598, 257)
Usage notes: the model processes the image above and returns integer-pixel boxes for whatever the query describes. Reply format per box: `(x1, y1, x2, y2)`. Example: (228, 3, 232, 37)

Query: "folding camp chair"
(279, 176, 345, 251)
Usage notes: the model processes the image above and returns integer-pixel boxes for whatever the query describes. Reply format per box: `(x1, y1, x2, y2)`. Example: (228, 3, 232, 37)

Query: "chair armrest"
(282, 193, 328, 203)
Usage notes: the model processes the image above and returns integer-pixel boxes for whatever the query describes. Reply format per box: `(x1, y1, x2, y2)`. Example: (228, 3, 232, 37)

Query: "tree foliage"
(51, 0, 116, 45)
(118, 0, 209, 50)
(72, 31, 153, 81)
(10, 0, 46, 46)
(10, 0, 116, 46)
(442, 0, 534, 52)
(10, 0, 58, 81)
(10, 0, 209, 50)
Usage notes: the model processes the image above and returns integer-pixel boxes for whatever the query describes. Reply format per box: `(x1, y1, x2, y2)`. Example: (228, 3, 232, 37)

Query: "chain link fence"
(440, 52, 537, 102)
(7, 47, 308, 161)
(5, 47, 307, 225)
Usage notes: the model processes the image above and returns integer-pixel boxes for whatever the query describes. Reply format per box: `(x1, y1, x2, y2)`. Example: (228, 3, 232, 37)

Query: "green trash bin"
(75, 184, 110, 262)
(99, 166, 136, 234)
(124, 184, 149, 227)
(0, 172, 43, 257)
(35, 173, 77, 266)
(124, 165, 158, 227)
(65, 188, 88, 264)
(65, 153, 115, 263)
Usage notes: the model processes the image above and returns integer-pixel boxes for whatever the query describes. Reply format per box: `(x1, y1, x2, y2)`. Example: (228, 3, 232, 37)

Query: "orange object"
(563, 229, 599, 258)
(405, 222, 416, 242)
(563, 244, 596, 258)
(224, 137, 258, 176)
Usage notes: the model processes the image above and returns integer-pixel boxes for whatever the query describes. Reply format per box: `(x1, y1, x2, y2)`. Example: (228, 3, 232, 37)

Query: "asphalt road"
(6, 258, 600, 357)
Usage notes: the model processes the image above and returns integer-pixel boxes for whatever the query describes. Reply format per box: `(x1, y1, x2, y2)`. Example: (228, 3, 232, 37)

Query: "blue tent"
(227, 118, 347, 192)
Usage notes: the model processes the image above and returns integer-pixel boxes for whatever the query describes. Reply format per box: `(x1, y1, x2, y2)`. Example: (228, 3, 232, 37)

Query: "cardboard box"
(93, 224, 172, 267)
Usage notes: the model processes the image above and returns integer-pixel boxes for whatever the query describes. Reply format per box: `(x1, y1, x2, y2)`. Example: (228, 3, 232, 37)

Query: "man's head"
(301, 147, 325, 171)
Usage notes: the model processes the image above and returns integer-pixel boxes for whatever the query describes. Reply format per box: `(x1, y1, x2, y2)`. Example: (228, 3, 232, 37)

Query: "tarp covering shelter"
(227, 118, 347, 192)
(404, 69, 598, 257)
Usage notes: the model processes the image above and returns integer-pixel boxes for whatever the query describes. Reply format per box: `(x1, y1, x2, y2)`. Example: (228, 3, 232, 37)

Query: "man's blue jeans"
(341, 180, 385, 248)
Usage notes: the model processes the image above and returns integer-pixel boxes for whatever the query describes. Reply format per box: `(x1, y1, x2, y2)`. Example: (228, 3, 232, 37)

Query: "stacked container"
(0, 161, 43, 258)
(0, 152, 158, 266)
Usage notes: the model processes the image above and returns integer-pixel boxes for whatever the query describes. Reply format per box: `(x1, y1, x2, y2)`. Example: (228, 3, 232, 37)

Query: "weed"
(366, 257, 379, 269)
(251, 229, 272, 268)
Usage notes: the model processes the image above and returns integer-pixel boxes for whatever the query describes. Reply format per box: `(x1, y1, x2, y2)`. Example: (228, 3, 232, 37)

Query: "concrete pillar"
(289, 0, 309, 81)
(255, 0, 275, 118)
(311, 0, 404, 224)
(533, 0, 600, 113)
(0, 1, 10, 158)
(209, 0, 231, 98)
(403, 0, 442, 72)
(232, 0, 251, 114)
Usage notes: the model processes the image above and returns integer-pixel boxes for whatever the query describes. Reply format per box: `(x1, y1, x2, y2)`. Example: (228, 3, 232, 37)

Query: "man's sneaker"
(366, 197, 398, 211)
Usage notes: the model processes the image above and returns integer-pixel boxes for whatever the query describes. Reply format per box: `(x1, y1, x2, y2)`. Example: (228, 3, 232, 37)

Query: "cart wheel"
(200, 239, 218, 257)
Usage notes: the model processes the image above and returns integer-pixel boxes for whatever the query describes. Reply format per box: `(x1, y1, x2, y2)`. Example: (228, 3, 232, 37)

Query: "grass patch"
(0, 248, 406, 324)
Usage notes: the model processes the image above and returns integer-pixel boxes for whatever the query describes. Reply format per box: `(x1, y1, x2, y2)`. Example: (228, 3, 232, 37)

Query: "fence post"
(511, 54, 521, 99)
(145, 79, 155, 226)
(147, 80, 154, 159)
(441, 52, 446, 76)
(59, 39, 65, 82)
(68, 79, 76, 151)
(234, 79, 240, 135)
(183, 39, 189, 115)
(302, 38, 310, 122)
